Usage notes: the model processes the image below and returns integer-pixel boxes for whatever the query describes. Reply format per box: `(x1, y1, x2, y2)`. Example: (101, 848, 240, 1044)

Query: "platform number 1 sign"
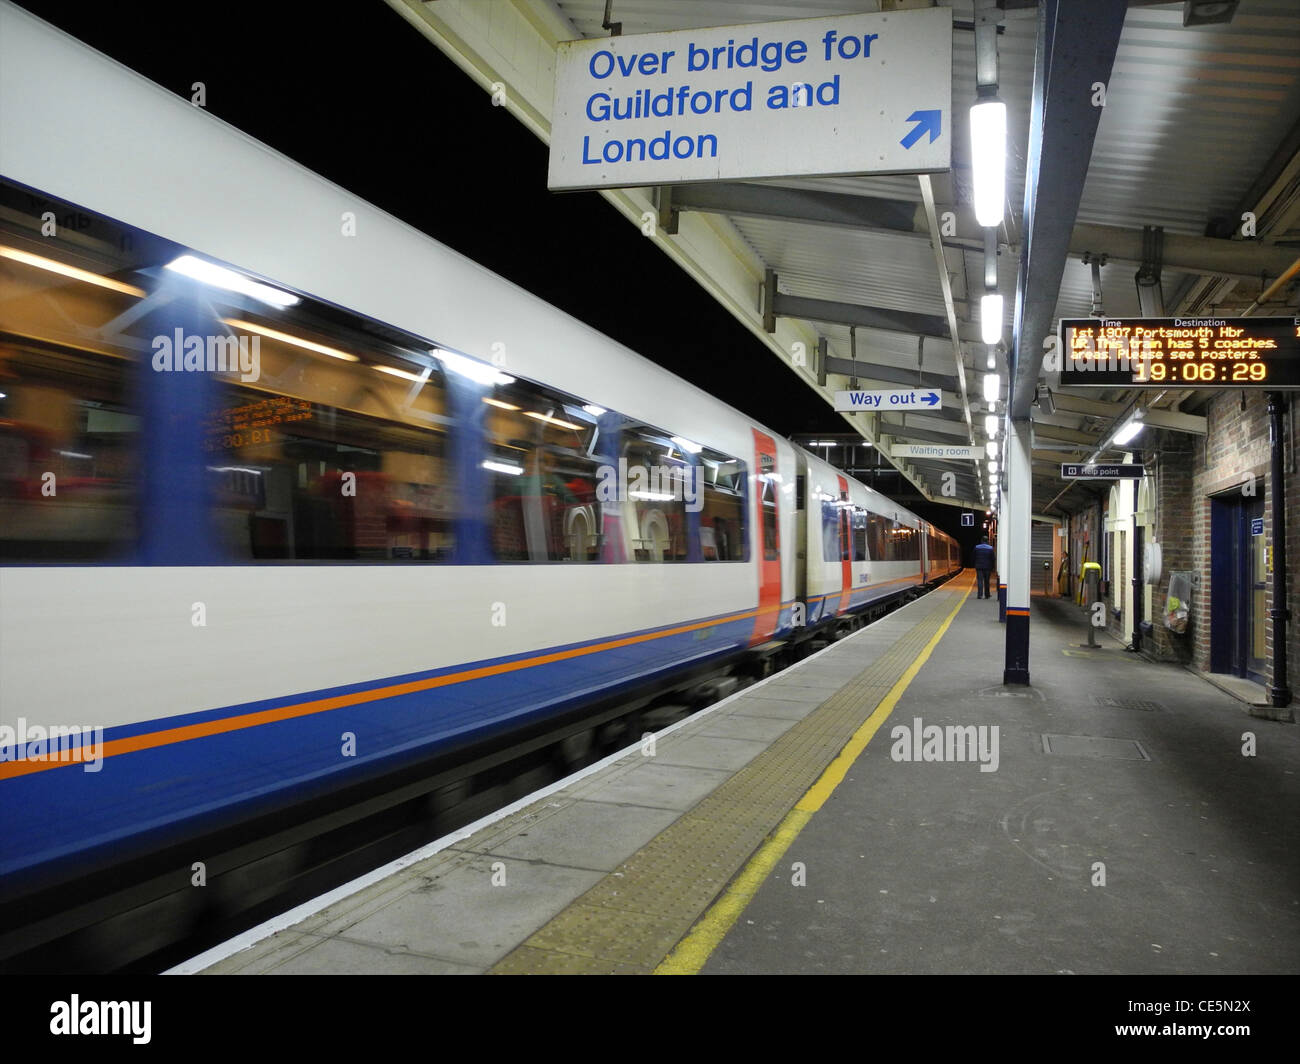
(961, 512, 974, 527)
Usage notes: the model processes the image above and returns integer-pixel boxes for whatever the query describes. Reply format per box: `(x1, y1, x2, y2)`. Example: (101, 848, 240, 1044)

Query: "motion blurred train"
(0, 3, 958, 907)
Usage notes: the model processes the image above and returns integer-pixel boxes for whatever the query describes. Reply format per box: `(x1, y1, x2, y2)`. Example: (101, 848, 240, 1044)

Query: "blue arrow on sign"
(920, 391, 940, 407)
(901, 110, 941, 149)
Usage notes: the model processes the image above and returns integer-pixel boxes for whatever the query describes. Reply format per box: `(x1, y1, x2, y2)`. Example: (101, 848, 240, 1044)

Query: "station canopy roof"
(390, 0, 1300, 518)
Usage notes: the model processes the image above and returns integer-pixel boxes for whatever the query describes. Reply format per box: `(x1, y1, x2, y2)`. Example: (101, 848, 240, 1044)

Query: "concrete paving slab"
(696, 712, 798, 743)
(578, 762, 733, 811)
(266, 934, 479, 975)
(653, 734, 770, 772)
(329, 854, 606, 969)
(467, 799, 682, 871)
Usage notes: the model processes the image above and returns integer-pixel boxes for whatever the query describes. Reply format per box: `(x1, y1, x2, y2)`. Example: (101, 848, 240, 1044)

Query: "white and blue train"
(0, 4, 958, 900)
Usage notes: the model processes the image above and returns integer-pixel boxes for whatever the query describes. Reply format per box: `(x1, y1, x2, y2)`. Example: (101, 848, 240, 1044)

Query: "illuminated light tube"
(482, 460, 523, 475)
(983, 373, 1001, 403)
(988, 460, 999, 474)
(483, 397, 520, 411)
(0, 244, 145, 298)
(374, 364, 430, 383)
(582, 404, 606, 417)
(223, 319, 358, 362)
(671, 435, 703, 454)
(985, 414, 999, 438)
(524, 410, 582, 431)
(970, 98, 1007, 227)
(435, 348, 514, 386)
(980, 293, 1004, 345)
(629, 491, 674, 501)
(985, 440, 998, 459)
(165, 254, 298, 307)
(1114, 416, 1145, 446)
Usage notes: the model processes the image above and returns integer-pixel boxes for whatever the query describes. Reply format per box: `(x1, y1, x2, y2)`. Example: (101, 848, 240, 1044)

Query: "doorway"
(1210, 490, 1268, 683)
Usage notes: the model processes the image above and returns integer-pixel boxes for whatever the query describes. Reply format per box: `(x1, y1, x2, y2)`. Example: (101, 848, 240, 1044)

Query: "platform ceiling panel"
(732, 216, 946, 317)
(1079, 1, 1300, 236)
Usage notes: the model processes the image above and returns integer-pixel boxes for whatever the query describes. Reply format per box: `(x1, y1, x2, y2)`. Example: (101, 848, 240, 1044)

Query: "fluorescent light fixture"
(223, 319, 358, 362)
(629, 491, 674, 502)
(582, 404, 606, 417)
(0, 245, 145, 298)
(970, 98, 1007, 227)
(482, 397, 520, 411)
(988, 460, 999, 474)
(165, 254, 298, 308)
(434, 348, 514, 386)
(671, 436, 703, 454)
(983, 373, 1000, 403)
(985, 414, 999, 438)
(1114, 415, 1145, 446)
(980, 293, 1004, 345)
(482, 460, 523, 475)
(985, 441, 998, 459)
(374, 364, 429, 383)
(524, 410, 582, 431)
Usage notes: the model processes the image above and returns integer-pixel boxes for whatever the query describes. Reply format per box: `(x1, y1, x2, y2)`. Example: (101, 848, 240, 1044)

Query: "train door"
(750, 430, 781, 644)
(835, 475, 851, 614)
(1210, 490, 1268, 682)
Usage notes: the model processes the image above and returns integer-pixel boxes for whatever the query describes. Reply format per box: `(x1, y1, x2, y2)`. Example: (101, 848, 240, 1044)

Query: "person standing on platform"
(973, 536, 995, 599)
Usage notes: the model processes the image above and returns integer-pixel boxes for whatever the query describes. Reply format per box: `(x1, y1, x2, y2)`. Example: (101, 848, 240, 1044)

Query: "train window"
(0, 205, 144, 560)
(619, 426, 689, 563)
(819, 492, 840, 563)
(212, 321, 456, 561)
(486, 380, 602, 562)
(853, 507, 868, 562)
(867, 513, 890, 561)
(759, 468, 780, 562)
(893, 522, 920, 562)
(699, 447, 745, 561)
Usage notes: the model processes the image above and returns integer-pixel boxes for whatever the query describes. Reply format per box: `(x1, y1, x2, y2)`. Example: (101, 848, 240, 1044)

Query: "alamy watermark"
(595, 458, 702, 513)
(0, 717, 104, 772)
(890, 716, 999, 773)
(152, 327, 260, 382)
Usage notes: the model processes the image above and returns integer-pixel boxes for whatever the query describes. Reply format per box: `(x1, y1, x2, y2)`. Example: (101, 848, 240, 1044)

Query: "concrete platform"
(701, 590, 1300, 975)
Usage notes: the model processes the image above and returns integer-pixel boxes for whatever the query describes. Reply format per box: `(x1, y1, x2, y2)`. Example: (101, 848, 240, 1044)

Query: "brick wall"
(1142, 392, 1298, 700)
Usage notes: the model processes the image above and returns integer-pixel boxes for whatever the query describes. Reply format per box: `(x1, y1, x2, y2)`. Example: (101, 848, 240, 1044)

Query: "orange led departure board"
(1059, 318, 1300, 389)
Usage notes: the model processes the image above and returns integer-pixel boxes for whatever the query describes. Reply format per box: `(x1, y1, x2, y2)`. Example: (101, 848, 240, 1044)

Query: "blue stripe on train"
(0, 610, 756, 885)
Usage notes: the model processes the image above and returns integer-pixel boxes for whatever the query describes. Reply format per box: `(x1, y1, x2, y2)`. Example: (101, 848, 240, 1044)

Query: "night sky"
(14, 0, 962, 538)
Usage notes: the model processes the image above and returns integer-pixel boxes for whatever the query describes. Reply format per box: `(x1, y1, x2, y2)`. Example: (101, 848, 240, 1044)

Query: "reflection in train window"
(621, 427, 689, 563)
(486, 380, 602, 562)
(699, 447, 745, 561)
(211, 322, 455, 560)
(0, 239, 142, 560)
(853, 507, 868, 562)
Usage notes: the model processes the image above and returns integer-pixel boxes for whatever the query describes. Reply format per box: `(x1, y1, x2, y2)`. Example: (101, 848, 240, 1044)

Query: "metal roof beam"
(1069, 223, 1299, 283)
(773, 291, 982, 343)
(1010, 0, 1127, 419)
(664, 182, 926, 234)
(824, 356, 959, 394)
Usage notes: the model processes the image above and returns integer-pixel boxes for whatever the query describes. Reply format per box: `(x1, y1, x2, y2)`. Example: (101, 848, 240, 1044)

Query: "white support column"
(1003, 417, 1033, 683)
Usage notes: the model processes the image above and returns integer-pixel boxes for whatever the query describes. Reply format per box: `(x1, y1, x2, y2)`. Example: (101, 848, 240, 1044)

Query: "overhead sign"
(1061, 464, 1146, 480)
(1251, 517, 1264, 536)
(960, 512, 974, 527)
(835, 388, 942, 411)
(1059, 317, 1300, 389)
(892, 444, 982, 460)
(548, 9, 952, 190)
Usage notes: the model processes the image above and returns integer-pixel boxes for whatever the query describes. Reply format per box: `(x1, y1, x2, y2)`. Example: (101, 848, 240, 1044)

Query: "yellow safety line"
(655, 578, 973, 975)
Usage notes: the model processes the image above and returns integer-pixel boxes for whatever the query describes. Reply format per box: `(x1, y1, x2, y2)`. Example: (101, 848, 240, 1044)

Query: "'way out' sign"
(835, 388, 942, 411)
(548, 9, 951, 190)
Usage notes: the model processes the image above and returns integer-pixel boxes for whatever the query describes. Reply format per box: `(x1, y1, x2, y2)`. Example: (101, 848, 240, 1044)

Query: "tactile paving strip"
(490, 577, 971, 974)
